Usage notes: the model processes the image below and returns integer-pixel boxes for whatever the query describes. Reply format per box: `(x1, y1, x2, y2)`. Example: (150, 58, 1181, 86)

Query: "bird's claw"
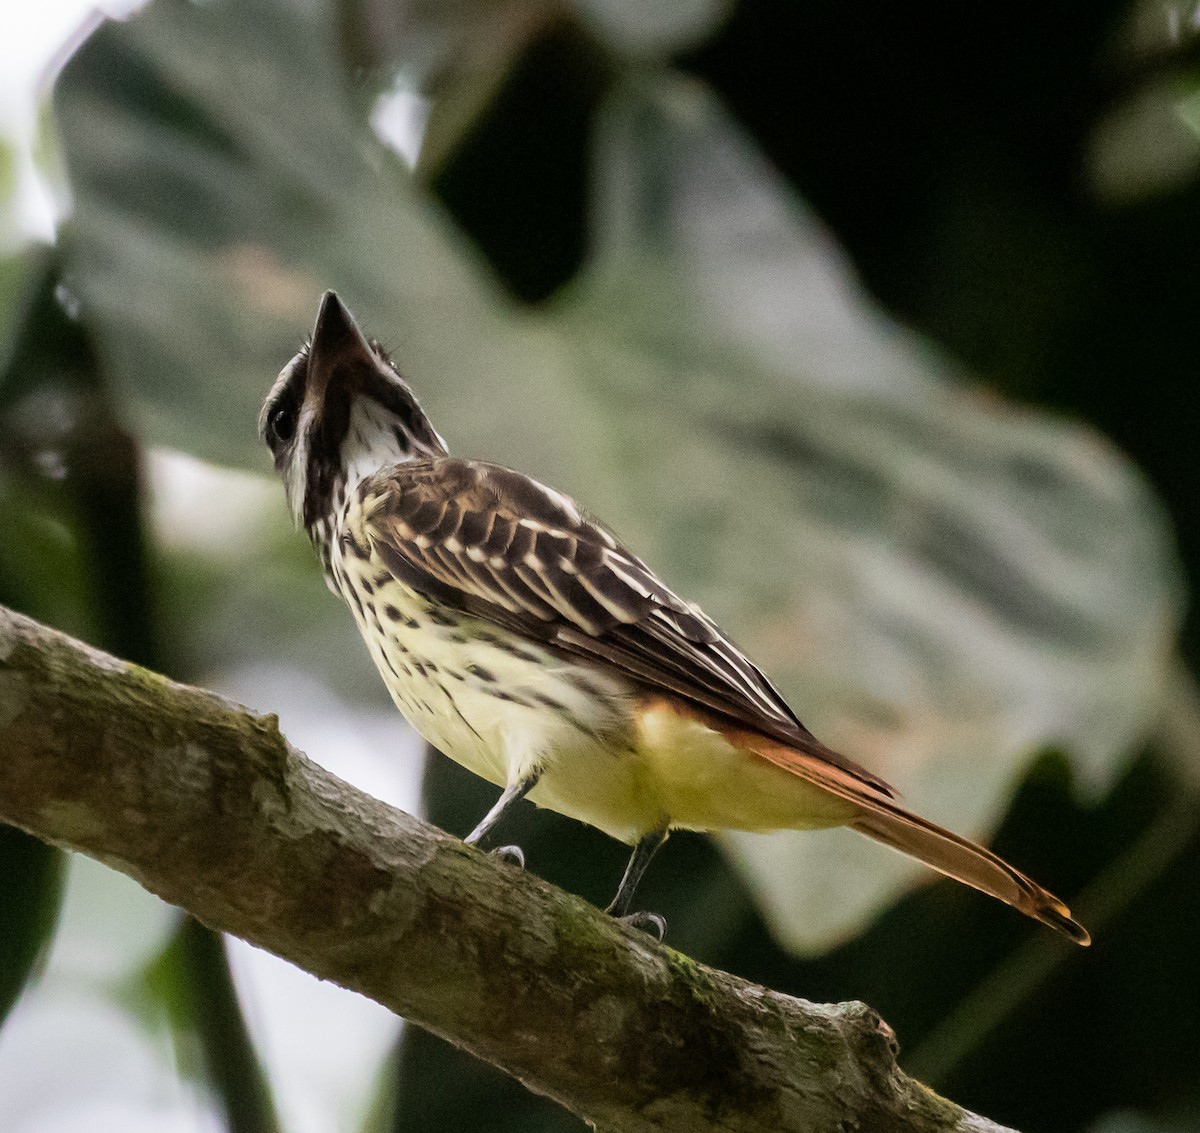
(614, 911, 666, 941)
(490, 844, 525, 869)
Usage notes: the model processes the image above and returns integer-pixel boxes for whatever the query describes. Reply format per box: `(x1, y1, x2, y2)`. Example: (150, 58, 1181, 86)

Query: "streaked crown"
(260, 291, 447, 530)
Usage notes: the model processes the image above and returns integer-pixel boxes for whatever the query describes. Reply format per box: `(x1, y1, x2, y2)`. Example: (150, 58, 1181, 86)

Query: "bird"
(260, 290, 1090, 946)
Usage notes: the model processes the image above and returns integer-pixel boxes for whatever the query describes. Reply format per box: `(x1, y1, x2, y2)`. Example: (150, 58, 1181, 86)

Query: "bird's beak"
(307, 291, 377, 398)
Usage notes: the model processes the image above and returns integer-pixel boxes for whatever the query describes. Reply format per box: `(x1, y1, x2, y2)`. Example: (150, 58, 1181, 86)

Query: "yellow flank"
(507, 700, 861, 846)
(632, 702, 860, 834)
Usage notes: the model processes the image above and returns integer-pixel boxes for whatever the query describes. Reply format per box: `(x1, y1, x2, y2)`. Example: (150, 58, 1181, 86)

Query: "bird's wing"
(360, 457, 892, 794)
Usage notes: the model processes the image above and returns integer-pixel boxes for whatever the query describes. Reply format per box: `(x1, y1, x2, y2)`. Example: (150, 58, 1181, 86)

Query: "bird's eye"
(268, 404, 297, 443)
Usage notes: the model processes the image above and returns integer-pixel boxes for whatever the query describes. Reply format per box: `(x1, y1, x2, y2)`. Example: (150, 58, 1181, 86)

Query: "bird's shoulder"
(366, 457, 609, 544)
(359, 457, 692, 634)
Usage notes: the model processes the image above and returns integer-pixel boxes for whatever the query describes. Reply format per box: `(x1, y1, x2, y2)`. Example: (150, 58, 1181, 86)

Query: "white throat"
(340, 396, 418, 496)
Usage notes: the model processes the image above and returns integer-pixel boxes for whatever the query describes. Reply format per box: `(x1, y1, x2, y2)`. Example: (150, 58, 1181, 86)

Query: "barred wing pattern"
(361, 458, 891, 794)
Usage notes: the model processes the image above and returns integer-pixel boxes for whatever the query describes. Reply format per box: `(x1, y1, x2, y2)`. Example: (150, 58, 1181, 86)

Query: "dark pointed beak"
(308, 291, 376, 389)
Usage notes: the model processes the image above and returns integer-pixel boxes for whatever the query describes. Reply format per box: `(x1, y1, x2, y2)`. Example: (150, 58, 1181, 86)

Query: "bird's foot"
(490, 844, 525, 869)
(613, 911, 666, 941)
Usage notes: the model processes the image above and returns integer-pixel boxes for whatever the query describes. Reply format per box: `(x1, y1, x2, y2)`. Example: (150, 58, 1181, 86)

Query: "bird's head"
(261, 291, 448, 530)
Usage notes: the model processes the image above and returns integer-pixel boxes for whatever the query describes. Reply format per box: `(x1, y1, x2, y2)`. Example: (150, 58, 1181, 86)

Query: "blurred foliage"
(680, 0, 1200, 662)
(147, 919, 281, 1133)
(0, 825, 64, 1029)
(46, 0, 1180, 948)
(0, 253, 277, 1124)
(0, 254, 100, 1031)
(0, 0, 1198, 1132)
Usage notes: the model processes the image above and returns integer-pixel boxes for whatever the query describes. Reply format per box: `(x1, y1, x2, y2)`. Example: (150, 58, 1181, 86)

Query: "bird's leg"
(464, 772, 539, 867)
(606, 825, 670, 940)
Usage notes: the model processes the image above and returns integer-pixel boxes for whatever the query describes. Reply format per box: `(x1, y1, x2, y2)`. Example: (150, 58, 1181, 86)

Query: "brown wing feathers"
(364, 458, 863, 753)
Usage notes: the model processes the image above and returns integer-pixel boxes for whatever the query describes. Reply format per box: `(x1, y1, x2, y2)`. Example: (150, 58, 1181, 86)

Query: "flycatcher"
(261, 291, 1089, 946)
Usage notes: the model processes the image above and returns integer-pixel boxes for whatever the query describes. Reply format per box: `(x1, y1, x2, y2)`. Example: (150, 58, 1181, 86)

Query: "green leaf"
(52, 0, 1183, 951)
(53, 0, 494, 469)
(546, 77, 1185, 949)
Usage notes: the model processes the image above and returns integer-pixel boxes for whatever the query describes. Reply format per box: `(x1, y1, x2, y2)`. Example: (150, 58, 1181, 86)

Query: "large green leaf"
(562, 78, 1184, 946)
(53, 0, 1181, 955)
(54, 0, 497, 470)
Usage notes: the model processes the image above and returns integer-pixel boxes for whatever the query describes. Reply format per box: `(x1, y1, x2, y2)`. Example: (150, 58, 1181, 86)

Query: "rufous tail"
(737, 730, 1091, 946)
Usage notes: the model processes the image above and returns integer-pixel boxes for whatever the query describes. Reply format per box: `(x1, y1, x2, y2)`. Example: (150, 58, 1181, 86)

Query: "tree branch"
(0, 604, 1014, 1133)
